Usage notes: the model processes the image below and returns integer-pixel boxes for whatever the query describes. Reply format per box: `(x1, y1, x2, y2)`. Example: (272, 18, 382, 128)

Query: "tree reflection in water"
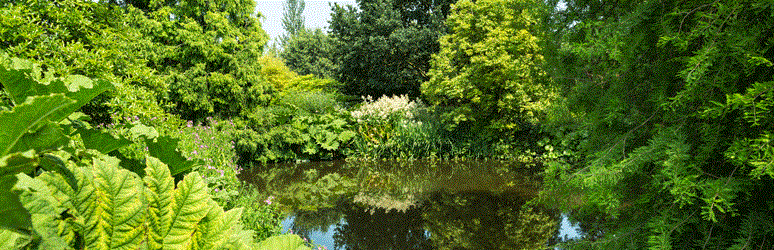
(328, 191, 558, 250)
(423, 191, 558, 249)
(333, 199, 432, 250)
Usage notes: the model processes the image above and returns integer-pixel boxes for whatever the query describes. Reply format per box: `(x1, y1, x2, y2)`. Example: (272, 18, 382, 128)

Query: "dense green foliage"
(536, 0, 774, 248)
(4, 0, 774, 248)
(279, 29, 338, 78)
(329, 0, 452, 97)
(423, 0, 551, 133)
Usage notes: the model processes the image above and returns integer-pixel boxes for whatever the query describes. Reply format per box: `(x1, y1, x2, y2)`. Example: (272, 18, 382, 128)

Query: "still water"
(240, 159, 580, 249)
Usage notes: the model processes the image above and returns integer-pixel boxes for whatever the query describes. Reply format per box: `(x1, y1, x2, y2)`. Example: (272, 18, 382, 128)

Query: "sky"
(254, 0, 357, 47)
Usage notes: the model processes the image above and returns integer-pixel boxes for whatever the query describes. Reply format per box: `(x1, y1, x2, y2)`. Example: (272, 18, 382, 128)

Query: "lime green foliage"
(422, 0, 552, 133)
(259, 55, 341, 102)
(256, 234, 312, 250)
(9, 156, 257, 250)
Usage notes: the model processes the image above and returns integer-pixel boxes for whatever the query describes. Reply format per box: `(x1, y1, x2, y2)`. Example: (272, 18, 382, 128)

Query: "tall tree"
(539, 0, 774, 249)
(329, 0, 451, 98)
(422, 0, 551, 135)
(280, 28, 337, 78)
(281, 0, 306, 45)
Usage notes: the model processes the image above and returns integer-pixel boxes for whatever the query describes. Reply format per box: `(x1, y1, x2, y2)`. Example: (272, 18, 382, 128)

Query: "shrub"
(235, 112, 356, 165)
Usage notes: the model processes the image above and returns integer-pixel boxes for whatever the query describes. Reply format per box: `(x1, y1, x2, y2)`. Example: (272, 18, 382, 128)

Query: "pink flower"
(214, 188, 219, 192)
(192, 150, 198, 155)
(264, 196, 274, 205)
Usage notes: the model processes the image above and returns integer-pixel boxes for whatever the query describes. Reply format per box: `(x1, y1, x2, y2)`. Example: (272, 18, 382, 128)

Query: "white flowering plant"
(351, 95, 426, 146)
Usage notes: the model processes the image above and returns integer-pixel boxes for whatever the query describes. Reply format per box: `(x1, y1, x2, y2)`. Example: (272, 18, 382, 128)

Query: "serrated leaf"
(38, 154, 78, 196)
(163, 172, 210, 250)
(0, 94, 75, 156)
(199, 200, 229, 249)
(83, 156, 146, 250)
(14, 173, 72, 250)
(256, 234, 313, 250)
(143, 157, 175, 250)
(77, 128, 131, 154)
(146, 136, 197, 176)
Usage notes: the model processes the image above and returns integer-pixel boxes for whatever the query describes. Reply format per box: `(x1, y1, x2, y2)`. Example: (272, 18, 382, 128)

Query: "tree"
(421, 0, 551, 135)
(329, 0, 451, 98)
(280, 0, 306, 45)
(144, 0, 272, 120)
(539, 0, 774, 248)
(280, 29, 337, 78)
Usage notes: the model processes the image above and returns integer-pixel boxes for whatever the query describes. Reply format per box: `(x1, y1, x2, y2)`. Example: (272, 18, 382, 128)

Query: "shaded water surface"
(240, 159, 579, 249)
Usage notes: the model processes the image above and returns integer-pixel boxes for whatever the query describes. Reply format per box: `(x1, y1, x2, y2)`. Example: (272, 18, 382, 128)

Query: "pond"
(240, 159, 581, 249)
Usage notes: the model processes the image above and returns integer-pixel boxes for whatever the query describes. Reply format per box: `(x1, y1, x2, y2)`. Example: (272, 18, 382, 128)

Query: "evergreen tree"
(539, 0, 774, 248)
(329, 0, 451, 98)
(280, 29, 337, 78)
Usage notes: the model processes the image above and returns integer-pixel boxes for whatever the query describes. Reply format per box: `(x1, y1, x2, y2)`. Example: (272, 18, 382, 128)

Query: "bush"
(235, 111, 356, 166)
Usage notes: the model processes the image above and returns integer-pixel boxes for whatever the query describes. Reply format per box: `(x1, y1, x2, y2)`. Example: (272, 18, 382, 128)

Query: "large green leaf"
(0, 229, 23, 249)
(39, 154, 78, 191)
(256, 234, 313, 250)
(0, 151, 38, 233)
(0, 57, 114, 120)
(77, 128, 131, 154)
(83, 156, 146, 250)
(0, 94, 75, 156)
(0, 174, 31, 233)
(143, 157, 175, 250)
(163, 172, 210, 250)
(146, 136, 197, 176)
(49, 76, 114, 123)
(0, 57, 49, 105)
(14, 173, 71, 250)
(8, 121, 69, 154)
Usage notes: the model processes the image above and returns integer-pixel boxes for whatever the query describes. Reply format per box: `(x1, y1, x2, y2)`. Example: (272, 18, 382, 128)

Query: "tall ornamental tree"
(280, 0, 306, 45)
(329, 0, 451, 97)
(421, 0, 551, 134)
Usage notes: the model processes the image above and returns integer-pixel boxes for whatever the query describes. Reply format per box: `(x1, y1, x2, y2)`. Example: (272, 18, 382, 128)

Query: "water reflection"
(242, 159, 579, 249)
(335, 199, 432, 250)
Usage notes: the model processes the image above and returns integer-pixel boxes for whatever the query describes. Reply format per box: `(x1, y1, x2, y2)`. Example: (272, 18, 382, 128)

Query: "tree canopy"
(329, 0, 452, 97)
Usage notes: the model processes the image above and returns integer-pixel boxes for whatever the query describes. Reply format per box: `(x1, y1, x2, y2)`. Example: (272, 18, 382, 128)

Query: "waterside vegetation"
(1, 0, 773, 249)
